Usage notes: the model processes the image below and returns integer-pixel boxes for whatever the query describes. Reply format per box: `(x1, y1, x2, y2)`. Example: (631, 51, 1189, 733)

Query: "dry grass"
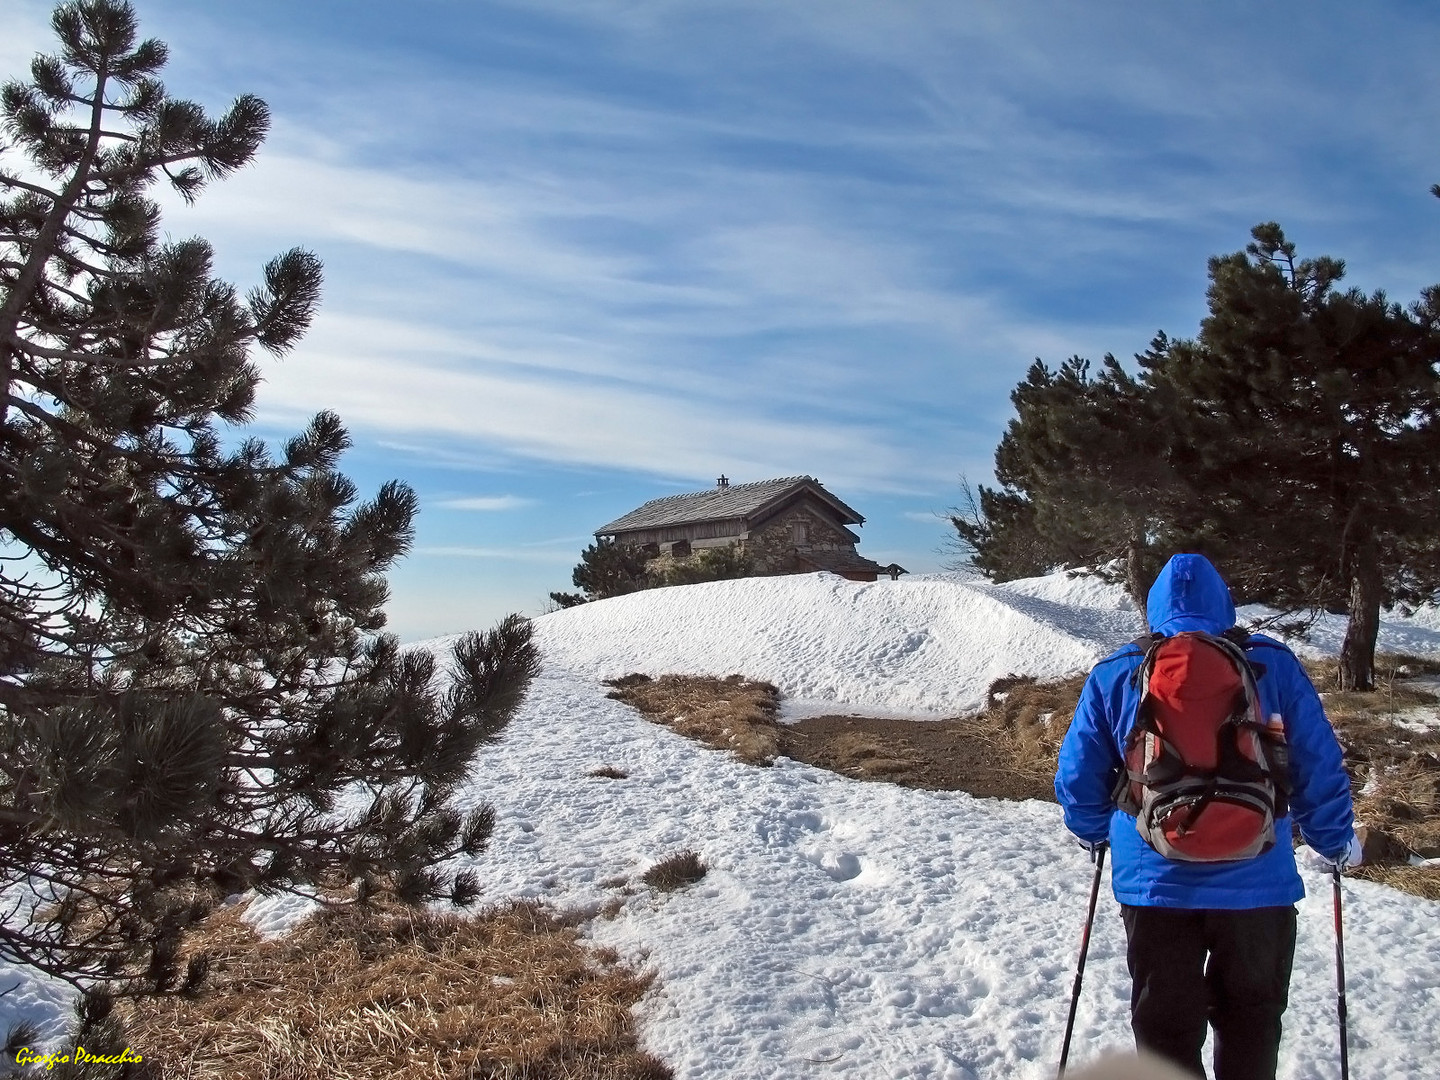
(1333, 721, 1440, 854)
(1294, 653, 1440, 901)
(604, 673, 782, 766)
(821, 732, 921, 778)
(116, 898, 671, 1080)
(1302, 651, 1440, 695)
(587, 765, 629, 780)
(973, 673, 1089, 787)
(639, 852, 707, 892)
(1351, 863, 1440, 901)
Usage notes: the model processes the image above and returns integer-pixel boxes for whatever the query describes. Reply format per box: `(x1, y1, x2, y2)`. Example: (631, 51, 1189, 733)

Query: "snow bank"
(529, 571, 1440, 718)
(528, 571, 1145, 718)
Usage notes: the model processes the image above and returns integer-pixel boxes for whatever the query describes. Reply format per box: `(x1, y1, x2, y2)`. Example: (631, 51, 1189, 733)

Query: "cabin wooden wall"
(609, 519, 748, 548)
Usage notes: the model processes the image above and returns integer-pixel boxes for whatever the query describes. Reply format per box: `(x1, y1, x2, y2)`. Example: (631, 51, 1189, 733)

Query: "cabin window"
(791, 520, 809, 544)
(670, 539, 691, 557)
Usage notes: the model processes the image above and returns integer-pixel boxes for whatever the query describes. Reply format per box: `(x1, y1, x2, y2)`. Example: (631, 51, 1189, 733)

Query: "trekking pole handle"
(1058, 843, 1107, 1079)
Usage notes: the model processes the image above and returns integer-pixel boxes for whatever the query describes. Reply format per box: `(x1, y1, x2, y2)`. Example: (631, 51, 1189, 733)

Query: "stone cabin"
(595, 475, 906, 583)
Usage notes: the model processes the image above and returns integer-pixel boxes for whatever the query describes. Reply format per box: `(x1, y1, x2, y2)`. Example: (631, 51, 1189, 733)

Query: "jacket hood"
(1146, 553, 1235, 635)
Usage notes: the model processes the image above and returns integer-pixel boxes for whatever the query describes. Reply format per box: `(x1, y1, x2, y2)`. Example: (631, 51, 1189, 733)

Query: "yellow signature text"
(15, 1046, 143, 1070)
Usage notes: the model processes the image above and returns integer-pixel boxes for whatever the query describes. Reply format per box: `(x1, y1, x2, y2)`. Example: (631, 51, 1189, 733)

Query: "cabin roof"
(596, 476, 864, 535)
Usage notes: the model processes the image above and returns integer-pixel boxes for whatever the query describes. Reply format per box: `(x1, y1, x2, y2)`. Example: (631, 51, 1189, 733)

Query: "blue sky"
(5, 0, 1439, 640)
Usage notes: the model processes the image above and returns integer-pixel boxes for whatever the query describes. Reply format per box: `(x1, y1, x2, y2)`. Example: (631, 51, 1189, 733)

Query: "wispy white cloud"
(162, 127, 1125, 495)
(519, 535, 593, 548)
(10, 0, 1439, 640)
(432, 495, 536, 511)
(252, 334, 919, 493)
(413, 546, 575, 563)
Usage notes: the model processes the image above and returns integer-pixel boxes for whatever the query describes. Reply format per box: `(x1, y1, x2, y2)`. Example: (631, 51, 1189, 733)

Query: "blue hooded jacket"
(1054, 553, 1355, 909)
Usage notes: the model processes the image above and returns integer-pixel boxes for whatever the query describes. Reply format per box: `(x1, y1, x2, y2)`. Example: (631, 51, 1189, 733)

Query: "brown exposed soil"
(776, 714, 1056, 802)
(604, 671, 1083, 803)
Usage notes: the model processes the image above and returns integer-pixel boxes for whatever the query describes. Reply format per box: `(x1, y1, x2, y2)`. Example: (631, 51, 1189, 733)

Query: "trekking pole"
(1333, 866, 1349, 1080)
(1058, 843, 1107, 1079)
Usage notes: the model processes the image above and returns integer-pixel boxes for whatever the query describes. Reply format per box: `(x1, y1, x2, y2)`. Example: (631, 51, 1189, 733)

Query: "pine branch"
(6, 335, 193, 368)
(0, 173, 62, 199)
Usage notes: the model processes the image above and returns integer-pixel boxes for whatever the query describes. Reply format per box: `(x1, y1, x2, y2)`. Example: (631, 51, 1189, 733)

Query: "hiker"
(1055, 553, 1360, 1080)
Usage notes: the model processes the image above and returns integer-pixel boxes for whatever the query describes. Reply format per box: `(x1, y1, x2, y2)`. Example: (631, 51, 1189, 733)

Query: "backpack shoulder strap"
(1222, 626, 1254, 648)
(1219, 626, 1268, 682)
(1128, 632, 1164, 689)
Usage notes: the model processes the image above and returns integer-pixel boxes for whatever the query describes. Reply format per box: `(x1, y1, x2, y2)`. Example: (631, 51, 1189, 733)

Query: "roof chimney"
(716, 475, 729, 489)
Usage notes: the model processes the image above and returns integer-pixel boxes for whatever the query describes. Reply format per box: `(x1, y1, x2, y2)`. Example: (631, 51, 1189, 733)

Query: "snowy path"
(446, 665, 1440, 1080)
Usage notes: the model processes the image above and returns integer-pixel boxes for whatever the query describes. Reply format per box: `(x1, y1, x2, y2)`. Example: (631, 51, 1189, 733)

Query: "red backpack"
(1114, 630, 1291, 862)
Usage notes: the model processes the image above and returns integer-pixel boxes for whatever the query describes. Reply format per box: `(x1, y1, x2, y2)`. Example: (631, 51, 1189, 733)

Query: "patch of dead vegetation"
(780, 672, 1085, 800)
(1333, 721, 1440, 854)
(1288, 654, 1440, 898)
(604, 673, 781, 766)
(606, 672, 1078, 801)
(640, 851, 707, 892)
(775, 714, 1053, 800)
(117, 898, 672, 1080)
(1306, 657, 1440, 900)
(973, 673, 1089, 790)
(1302, 651, 1440, 695)
(1351, 863, 1440, 901)
(819, 731, 921, 778)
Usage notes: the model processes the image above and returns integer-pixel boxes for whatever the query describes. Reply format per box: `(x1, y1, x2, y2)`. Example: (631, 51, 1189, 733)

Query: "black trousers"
(1120, 905, 1297, 1080)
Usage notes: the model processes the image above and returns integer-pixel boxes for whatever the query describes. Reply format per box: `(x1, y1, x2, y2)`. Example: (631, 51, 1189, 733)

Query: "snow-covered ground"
(5, 570, 1440, 1078)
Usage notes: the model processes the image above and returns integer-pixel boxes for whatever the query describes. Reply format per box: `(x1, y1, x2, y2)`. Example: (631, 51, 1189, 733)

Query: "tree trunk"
(0, 66, 112, 428)
(1339, 537, 1382, 691)
(1126, 532, 1150, 630)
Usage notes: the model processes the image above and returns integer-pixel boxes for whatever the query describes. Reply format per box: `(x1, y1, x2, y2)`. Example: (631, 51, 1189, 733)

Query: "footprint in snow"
(884, 977, 990, 1018)
(755, 809, 830, 844)
(805, 849, 864, 881)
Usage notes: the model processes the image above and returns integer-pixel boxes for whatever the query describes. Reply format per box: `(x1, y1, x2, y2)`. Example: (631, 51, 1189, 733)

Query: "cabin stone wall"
(746, 504, 858, 574)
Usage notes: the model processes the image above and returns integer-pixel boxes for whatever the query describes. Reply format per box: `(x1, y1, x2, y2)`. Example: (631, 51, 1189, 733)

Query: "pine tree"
(955, 352, 1188, 608)
(963, 224, 1440, 688)
(650, 543, 754, 587)
(1145, 224, 1440, 689)
(550, 537, 654, 607)
(550, 536, 760, 607)
(1, 0, 539, 997)
(948, 481, 1052, 580)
